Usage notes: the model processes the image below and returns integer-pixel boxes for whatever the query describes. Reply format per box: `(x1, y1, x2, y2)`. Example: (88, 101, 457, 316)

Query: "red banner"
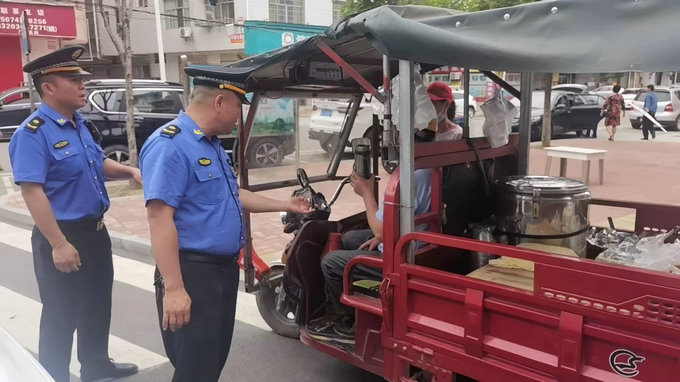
(0, 3, 76, 38)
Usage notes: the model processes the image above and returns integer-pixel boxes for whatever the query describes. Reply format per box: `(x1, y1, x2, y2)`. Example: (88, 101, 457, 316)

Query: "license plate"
(321, 109, 332, 117)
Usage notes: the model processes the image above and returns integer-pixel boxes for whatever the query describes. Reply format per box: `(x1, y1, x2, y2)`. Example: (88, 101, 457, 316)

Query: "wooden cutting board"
(466, 265, 535, 292)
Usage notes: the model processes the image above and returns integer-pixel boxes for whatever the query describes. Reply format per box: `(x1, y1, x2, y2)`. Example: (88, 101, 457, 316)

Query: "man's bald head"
(185, 85, 242, 136)
(190, 85, 234, 105)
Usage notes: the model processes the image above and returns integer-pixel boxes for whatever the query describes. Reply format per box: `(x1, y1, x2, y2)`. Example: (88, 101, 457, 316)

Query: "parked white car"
(592, 85, 625, 99)
(629, 87, 680, 130)
(621, 88, 644, 109)
(308, 95, 374, 152)
(450, 88, 477, 117)
(0, 326, 54, 382)
(552, 83, 589, 93)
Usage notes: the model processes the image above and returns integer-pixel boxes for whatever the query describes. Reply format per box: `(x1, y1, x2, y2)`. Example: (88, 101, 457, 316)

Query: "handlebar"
(327, 177, 351, 207)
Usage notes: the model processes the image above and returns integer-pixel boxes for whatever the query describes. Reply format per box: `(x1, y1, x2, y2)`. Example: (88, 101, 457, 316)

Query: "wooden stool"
(544, 146, 606, 185)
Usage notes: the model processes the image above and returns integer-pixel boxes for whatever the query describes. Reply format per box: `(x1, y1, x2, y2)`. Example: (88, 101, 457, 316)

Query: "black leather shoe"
(81, 360, 139, 381)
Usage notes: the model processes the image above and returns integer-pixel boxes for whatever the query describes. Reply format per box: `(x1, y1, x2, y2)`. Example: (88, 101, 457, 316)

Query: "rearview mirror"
(296, 168, 310, 188)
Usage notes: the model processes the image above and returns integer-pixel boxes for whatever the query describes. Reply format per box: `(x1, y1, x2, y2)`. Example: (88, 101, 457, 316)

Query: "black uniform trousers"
(31, 217, 113, 382)
(642, 111, 657, 139)
(154, 252, 239, 382)
(320, 229, 382, 317)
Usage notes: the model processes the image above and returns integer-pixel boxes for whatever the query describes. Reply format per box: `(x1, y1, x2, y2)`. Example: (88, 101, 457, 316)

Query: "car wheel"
(631, 120, 641, 129)
(320, 134, 340, 154)
(247, 138, 282, 168)
(468, 106, 475, 117)
(530, 125, 542, 141)
(103, 144, 130, 165)
(673, 116, 680, 131)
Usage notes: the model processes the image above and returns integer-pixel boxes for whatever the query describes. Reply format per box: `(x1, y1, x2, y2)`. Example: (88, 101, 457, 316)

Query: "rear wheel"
(530, 124, 542, 141)
(468, 106, 475, 117)
(103, 144, 130, 165)
(673, 115, 680, 131)
(320, 134, 340, 154)
(255, 266, 300, 339)
(247, 137, 283, 168)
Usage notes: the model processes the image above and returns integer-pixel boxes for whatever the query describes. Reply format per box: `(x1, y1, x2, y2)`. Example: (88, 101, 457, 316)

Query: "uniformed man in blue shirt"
(140, 66, 313, 382)
(9, 46, 140, 382)
(642, 84, 658, 140)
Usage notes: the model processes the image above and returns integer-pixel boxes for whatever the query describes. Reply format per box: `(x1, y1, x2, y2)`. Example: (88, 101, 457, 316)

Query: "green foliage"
(475, 0, 535, 11)
(336, 0, 537, 17)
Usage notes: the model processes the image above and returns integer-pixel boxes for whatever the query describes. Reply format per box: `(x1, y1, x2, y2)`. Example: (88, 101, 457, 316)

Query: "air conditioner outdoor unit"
(179, 27, 192, 38)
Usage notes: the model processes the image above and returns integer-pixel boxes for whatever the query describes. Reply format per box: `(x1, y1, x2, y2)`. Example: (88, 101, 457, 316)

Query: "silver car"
(629, 87, 680, 130)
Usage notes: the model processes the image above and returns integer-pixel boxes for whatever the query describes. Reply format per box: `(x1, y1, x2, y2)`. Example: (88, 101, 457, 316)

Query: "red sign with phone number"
(0, 3, 76, 38)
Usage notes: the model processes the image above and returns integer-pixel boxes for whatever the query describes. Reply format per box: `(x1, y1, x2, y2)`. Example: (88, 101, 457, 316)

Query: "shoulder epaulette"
(25, 117, 45, 133)
(160, 125, 181, 138)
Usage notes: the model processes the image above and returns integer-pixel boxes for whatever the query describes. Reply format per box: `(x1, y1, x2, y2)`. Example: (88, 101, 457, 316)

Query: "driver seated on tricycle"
(310, 83, 461, 343)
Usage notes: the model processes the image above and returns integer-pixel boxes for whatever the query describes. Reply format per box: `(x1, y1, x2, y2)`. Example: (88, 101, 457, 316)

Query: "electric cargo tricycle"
(219, 1, 680, 380)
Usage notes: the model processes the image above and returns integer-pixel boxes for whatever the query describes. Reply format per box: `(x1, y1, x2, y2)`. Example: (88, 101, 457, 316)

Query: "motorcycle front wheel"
(255, 266, 300, 339)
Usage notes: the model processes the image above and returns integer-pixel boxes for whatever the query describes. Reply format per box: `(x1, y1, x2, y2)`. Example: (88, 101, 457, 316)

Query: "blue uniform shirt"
(375, 168, 432, 252)
(140, 111, 244, 256)
(644, 91, 658, 113)
(9, 103, 109, 221)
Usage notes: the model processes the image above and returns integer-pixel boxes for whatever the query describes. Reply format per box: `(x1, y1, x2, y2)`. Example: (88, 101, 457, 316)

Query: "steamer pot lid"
(495, 176, 589, 195)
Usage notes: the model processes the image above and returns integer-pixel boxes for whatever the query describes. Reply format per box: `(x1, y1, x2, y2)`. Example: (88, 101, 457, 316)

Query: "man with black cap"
(9, 45, 140, 382)
(140, 65, 313, 382)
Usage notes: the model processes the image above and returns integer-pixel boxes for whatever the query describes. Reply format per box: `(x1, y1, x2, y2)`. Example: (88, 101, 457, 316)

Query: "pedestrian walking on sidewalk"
(8, 46, 141, 382)
(140, 66, 313, 382)
(602, 84, 625, 141)
(642, 84, 658, 140)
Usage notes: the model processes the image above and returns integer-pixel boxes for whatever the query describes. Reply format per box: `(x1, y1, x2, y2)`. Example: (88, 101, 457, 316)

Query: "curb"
(0, 193, 152, 256)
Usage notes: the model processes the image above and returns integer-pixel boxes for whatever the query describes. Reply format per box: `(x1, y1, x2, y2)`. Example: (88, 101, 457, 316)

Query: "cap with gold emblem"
(23, 45, 91, 80)
(185, 65, 251, 105)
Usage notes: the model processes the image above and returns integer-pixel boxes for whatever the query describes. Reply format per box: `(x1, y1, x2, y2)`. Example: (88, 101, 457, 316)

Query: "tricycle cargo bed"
(390, 232, 680, 381)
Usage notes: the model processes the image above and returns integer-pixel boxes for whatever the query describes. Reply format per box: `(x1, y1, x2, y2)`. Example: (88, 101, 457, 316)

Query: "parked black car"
(0, 80, 294, 167)
(511, 91, 605, 140)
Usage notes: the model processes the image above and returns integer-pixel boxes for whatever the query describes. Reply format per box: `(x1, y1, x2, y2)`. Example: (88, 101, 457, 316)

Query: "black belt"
(57, 216, 105, 231)
(179, 251, 238, 265)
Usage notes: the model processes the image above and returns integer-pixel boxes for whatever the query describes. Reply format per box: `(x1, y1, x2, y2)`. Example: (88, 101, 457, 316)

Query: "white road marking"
(0, 285, 168, 376)
(0, 222, 273, 374)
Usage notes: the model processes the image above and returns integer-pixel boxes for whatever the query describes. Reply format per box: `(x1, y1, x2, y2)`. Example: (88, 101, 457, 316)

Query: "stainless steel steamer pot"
(494, 176, 591, 257)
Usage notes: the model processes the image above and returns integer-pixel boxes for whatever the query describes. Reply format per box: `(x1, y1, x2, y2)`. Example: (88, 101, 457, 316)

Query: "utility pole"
(153, 0, 167, 81)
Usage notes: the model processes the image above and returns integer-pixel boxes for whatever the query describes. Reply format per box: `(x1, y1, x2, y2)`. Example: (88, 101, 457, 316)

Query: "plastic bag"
(481, 92, 518, 148)
(371, 67, 436, 132)
(596, 230, 680, 274)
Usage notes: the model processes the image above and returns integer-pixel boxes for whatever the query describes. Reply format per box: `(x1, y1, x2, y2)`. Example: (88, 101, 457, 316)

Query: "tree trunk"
(122, 3, 139, 188)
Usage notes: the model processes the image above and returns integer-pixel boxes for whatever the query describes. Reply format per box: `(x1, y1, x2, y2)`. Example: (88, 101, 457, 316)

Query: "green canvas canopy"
(189, 0, 680, 92)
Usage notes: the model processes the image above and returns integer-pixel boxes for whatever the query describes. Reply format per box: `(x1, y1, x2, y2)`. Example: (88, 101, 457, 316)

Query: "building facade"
(88, 0, 335, 82)
(0, 0, 337, 92)
(0, 0, 88, 91)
